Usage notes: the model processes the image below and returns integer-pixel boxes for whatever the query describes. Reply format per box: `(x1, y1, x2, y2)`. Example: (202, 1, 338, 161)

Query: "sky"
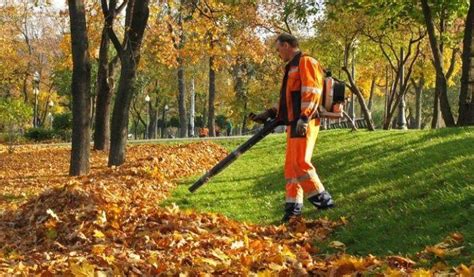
(51, 0, 65, 10)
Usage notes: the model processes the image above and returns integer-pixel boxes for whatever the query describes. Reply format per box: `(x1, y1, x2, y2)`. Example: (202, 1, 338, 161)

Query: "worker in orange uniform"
(249, 33, 334, 222)
(199, 127, 209, 137)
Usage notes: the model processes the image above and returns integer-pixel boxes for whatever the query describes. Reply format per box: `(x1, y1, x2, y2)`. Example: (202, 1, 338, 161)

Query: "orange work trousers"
(284, 118, 325, 206)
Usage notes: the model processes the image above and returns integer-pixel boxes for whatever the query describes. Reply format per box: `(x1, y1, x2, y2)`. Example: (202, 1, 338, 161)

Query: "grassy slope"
(165, 127, 473, 262)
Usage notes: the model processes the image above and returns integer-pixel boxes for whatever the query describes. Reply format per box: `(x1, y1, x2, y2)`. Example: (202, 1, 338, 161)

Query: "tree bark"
(397, 47, 407, 130)
(431, 89, 441, 128)
(232, 62, 248, 134)
(177, 4, 187, 138)
(420, 0, 456, 127)
(241, 98, 248, 135)
(411, 77, 424, 129)
(22, 76, 28, 103)
(68, 0, 92, 176)
(208, 56, 216, 136)
(161, 104, 167, 138)
(416, 83, 423, 129)
(109, 57, 134, 164)
(202, 97, 207, 129)
(189, 78, 195, 137)
(367, 77, 376, 111)
(108, 0, 150, 166)
(458, 0, 474, 126)
(147, 100, 158, 139)
(177, 58, 187, 137)
(94, 0, 118, 151)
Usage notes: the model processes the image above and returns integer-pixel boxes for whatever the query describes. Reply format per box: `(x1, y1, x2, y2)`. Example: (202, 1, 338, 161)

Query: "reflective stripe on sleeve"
(302, 86, 322, 95)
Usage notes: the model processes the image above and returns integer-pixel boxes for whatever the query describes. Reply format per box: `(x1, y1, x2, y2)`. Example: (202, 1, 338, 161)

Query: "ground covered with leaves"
(0, 142, 472, 275)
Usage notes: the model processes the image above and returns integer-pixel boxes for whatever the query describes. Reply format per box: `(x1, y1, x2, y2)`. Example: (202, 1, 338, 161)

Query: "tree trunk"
(202, 98, 207, 129)
(161, 104, 166, 138)
(208, 56, 216, 136)
(95, 0, 120, 150)
(431, 90, 440, 128)
(22, 76, 28, 103)
(412, 77, 425, 129)
(348, 93, 355, 120)
(109, 57, 134, 164)
(397, 94, 407, 129)
(367, 77, 376, 111)
(147, 101, 158, 139)
(383, 67, 390, 127)
(437, 76, 453, 126)
(90, 95, 96, 126)
(108, 0, 149, 166)
(93, 26, 113, 150)
(415, 91, 422, 129)
(133, 119, 138, 139)
(232, 62, 248, 135)
(342, 66, 375, 131)
(177, 58, 187, 137)
(397, 48, 407, 129)
(241, 98, 248, 135)
(421, 0, 456, 127)
(349, 50, 356, 120)
(382, 42, 422, 129)
(189, 78, 195, 137)
(68, 0, 91, 176)
(458, 0, 474, 126)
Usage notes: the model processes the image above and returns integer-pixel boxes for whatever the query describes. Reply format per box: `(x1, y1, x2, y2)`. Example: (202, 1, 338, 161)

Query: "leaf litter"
(0, 142, 471, 275)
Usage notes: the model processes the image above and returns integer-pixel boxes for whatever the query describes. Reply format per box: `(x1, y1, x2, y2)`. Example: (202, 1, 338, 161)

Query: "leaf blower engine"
(319, 70, 347, 119)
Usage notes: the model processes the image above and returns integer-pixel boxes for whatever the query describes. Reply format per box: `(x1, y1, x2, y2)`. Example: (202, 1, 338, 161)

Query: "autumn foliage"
(0, 142, 471, 275)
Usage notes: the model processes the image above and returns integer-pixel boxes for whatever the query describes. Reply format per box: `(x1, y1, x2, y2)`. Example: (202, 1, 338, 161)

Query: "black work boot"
(281, 202, 303, 223)
(308, 191, 335, 210)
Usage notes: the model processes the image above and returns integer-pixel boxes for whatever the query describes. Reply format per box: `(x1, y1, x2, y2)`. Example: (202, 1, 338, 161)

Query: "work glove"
(249, 109, 273, 124)
(296, 118, 308, 136)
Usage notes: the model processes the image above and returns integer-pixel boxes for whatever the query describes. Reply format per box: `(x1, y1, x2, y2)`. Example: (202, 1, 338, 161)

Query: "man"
(199, 127, 209, 137)
(225, 120, 233, 136)
(249, 33, 334, 222)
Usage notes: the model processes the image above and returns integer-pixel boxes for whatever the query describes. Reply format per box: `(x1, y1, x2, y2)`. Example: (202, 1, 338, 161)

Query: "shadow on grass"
(247, 132, 473, 258)
(167, 128, 472, 261)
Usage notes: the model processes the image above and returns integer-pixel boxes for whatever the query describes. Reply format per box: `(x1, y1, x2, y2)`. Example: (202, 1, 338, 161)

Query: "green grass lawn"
(164, 127, 473, 263)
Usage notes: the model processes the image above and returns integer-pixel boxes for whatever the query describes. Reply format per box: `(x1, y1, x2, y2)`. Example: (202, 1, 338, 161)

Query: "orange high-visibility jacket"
(273, 52, 325, 126)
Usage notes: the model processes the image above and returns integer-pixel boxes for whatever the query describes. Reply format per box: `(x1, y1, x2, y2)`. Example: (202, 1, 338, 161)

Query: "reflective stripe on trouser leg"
(284, 119, 325, 195)
(287, 170, 325, 198)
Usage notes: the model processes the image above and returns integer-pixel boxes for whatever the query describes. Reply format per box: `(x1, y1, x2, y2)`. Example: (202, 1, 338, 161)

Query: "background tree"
(67, 0, 92, 176)
(108, 0, 150, 166)
(93, 0, 125, 150)
(458, 0, 474, 126)
(420, 0, 466, 127)
(0, 99, 32, 153)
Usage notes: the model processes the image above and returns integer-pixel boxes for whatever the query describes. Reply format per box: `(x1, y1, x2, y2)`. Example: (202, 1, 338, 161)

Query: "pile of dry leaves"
(0, 142, 471, 275)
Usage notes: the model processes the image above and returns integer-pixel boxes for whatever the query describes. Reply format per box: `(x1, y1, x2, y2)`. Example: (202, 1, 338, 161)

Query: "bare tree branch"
(108, 27, 123, 55)
(446, 48, 459, 80)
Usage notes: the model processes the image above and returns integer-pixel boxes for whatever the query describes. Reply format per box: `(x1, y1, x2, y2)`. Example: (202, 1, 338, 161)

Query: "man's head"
(275, 33, 300, 62)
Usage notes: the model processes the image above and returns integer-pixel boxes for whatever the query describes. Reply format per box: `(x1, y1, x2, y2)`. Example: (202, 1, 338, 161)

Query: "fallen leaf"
(455, 264, 472, 277)
(93, 230, 105, 239)
(329, 240, 346, 250)
(70, 261, 95, 277)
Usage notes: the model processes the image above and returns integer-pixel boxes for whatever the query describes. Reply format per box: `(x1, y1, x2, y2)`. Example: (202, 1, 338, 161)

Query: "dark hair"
(276, 33, 299, 48)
